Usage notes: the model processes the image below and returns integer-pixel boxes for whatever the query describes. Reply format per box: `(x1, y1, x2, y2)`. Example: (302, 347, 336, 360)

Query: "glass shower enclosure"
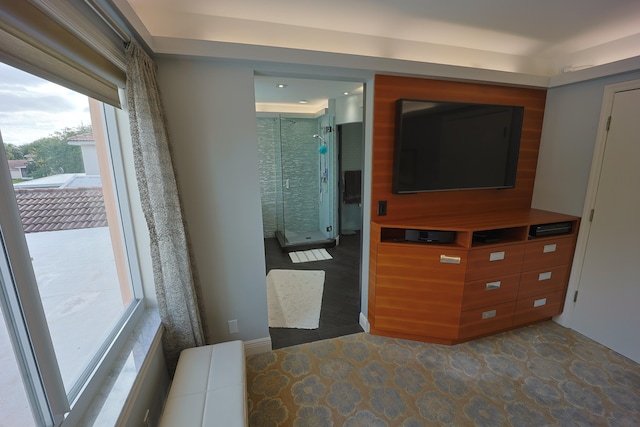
(258, 113, 336, 251)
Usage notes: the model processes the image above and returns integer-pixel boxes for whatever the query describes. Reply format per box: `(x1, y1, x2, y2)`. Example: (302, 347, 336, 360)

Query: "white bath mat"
(288, 248, 333, 263)
(266, 269, 325, 329)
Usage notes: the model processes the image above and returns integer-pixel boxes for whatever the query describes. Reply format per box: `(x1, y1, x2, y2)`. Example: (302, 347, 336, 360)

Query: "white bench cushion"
(159, 341, 247, 427)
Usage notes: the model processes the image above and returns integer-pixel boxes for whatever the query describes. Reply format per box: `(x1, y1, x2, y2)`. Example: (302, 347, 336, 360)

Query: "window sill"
(76, 308, 164, 426)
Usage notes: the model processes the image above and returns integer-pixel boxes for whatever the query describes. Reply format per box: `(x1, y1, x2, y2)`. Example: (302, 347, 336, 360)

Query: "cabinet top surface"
(372, 208, 580, 231)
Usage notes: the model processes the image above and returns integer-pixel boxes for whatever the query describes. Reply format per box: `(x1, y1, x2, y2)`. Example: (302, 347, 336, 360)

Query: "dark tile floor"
(264, 232, 364, 349)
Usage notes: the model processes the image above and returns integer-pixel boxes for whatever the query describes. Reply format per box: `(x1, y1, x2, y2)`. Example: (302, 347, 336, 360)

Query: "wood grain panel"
(459, 301, 516, 339)
(368, 222, 381, 322)
(518, 265, 570, 299)
(376, 244, 467, 281)
(523, 236, 576, 271)
(465, 244, 525, 281)
(375, 244, 466, 338)
(461, 273, 520, 311)
(371, 74, 547, 221)
(513, 291, 564, 326)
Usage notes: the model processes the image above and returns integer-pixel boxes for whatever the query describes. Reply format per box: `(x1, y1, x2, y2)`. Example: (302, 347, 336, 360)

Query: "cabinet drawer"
(513, 291, 564, 326)
(522, 236, 575, 271)
(461, 273, 520, 311)
(466, 244, 525, 281)
(377, 244, 468, 282)
(459, 301, 515, 339)
(518, 265, 569, 299)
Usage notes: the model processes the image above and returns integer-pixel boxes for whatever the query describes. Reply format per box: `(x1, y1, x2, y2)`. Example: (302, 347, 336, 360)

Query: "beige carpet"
(266, 269, 324, 329)
(246, 321, 640, 426)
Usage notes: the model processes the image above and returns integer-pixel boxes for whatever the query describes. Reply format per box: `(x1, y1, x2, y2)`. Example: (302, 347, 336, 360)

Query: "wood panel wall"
(371, 75, 547, 221)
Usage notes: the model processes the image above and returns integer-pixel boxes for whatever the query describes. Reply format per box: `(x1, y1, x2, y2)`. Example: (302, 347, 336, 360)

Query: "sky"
(0, 62, 92, 146)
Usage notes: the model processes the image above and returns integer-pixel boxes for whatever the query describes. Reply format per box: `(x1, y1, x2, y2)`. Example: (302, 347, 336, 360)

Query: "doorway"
(565, 81, 640, 363)
(254, 75, 365, 348)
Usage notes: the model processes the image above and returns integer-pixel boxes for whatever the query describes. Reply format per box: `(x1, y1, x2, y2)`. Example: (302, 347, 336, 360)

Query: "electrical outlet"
(378, 200, 387, 216)
(228, 319, 238, 334)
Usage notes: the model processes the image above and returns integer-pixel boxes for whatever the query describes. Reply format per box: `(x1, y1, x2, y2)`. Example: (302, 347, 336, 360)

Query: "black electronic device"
(529, 222, 573, 237)
(404, 229, 456, 244)
(392, 99, 524, 194)
(473, 230, 502, 244)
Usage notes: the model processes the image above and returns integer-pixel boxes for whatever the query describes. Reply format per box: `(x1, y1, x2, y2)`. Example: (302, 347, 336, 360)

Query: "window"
(0, 62, 143, 426)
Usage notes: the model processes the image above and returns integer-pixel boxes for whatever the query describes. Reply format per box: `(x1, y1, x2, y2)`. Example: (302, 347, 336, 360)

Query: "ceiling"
(121, 0, 640, 108)
(254, 76, 363, 114)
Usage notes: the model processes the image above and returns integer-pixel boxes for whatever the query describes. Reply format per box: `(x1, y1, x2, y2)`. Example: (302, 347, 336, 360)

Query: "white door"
(570, 87, 640, 362)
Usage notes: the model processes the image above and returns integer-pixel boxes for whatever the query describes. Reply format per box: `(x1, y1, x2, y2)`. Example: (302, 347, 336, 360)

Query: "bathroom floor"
(264, 231, 363, 349)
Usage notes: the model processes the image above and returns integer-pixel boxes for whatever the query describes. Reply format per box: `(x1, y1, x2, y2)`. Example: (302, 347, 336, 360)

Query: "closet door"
(571, 87, 640, 362)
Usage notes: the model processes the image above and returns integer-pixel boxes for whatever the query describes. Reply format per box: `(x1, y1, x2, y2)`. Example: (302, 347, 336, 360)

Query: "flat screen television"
(392, 99, 524, 194)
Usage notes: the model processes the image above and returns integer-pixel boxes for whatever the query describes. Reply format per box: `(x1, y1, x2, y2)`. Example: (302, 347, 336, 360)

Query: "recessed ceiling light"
(343, 92, 349, 95)
(299, 100, 308, 104)
(276, 83, 287, 88)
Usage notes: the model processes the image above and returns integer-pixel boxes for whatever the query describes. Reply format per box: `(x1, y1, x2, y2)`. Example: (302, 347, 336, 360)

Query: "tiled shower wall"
(258, 117, 320, 238)
(257, 118, 278, 237)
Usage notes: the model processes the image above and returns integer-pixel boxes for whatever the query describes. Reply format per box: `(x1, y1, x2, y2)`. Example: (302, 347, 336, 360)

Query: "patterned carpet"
(246, 322, 640, 426)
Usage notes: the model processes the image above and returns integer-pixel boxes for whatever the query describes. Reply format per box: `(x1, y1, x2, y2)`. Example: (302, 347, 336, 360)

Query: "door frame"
(556, 79, 640, 327)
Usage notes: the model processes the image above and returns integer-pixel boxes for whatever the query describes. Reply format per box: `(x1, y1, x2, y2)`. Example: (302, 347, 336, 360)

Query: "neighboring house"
(67, 132, 100, 175)
(13, 132, 102, 189)
(8, 159, 29, 179)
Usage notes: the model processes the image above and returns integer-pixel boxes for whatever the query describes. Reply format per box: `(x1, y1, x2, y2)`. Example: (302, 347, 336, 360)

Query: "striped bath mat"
(288, 248, 333, 263)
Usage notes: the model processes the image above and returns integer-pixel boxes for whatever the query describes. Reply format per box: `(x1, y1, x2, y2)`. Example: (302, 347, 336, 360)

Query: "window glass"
(1, 61, 136, 410)
(0, 305, 36, 427)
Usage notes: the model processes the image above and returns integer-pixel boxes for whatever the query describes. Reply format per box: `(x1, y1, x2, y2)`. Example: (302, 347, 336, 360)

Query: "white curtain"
(125, 43, 206, 373)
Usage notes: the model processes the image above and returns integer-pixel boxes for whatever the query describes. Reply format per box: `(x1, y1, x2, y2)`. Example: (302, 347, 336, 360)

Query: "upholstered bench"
(159, 340, 247, 427)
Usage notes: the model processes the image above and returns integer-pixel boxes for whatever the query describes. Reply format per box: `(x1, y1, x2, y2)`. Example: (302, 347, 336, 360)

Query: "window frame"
(0, 94, 147, 426)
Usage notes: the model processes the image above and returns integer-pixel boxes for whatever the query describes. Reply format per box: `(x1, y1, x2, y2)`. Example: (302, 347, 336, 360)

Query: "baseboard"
(359, 312, 370, 333)
(244, 336, 272, 355)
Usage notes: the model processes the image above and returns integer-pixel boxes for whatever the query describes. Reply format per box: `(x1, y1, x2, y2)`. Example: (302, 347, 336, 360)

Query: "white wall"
(151, 52, 640, 344)
(336, 94, 363, 124)
(156, 57, 270, 344)
(81, 145, 100, 175)
(533, 70, 640, 331)
(532, 69, 640, 215)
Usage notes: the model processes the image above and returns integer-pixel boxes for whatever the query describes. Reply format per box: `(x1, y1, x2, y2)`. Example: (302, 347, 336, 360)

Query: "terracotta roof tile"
(14, 188, 108, 233)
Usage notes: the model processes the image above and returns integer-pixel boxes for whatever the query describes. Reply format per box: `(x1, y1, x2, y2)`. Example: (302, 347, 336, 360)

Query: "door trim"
(556, 79, 640, 328)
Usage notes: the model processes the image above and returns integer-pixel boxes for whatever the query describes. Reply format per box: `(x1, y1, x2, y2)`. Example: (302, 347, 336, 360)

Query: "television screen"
(392, 99, 524, 194)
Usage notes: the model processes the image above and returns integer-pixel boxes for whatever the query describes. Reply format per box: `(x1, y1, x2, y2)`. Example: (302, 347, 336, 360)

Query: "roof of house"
(8, 159, 28, 169)
(14, 188, 108, 233)
(67, 132, 96, 147)
(13, 173, 102, 189)
(67, 132, 95, 142)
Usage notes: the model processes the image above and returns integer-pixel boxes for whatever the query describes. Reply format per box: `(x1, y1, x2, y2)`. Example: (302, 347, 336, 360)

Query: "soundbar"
(529, 222, 573, 237)
(404, 229, 456, 244)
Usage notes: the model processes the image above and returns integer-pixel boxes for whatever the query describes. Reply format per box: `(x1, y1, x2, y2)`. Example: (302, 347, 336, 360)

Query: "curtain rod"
(84, 0, 131, 44)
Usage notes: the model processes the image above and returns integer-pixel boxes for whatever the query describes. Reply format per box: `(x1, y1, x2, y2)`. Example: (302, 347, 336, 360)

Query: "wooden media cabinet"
(368, 209, 580, 344)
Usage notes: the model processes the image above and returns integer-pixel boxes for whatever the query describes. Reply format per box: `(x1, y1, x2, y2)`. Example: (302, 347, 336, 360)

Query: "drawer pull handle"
(486, 281, 502, 290)
(543, 244, 557, 253)
(489, 251, 505, 261)
(482, 310, 497, 319)
(538, 271, 552, 281)
(440, 255, 461, 264)
(534, 298, 547, 307)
